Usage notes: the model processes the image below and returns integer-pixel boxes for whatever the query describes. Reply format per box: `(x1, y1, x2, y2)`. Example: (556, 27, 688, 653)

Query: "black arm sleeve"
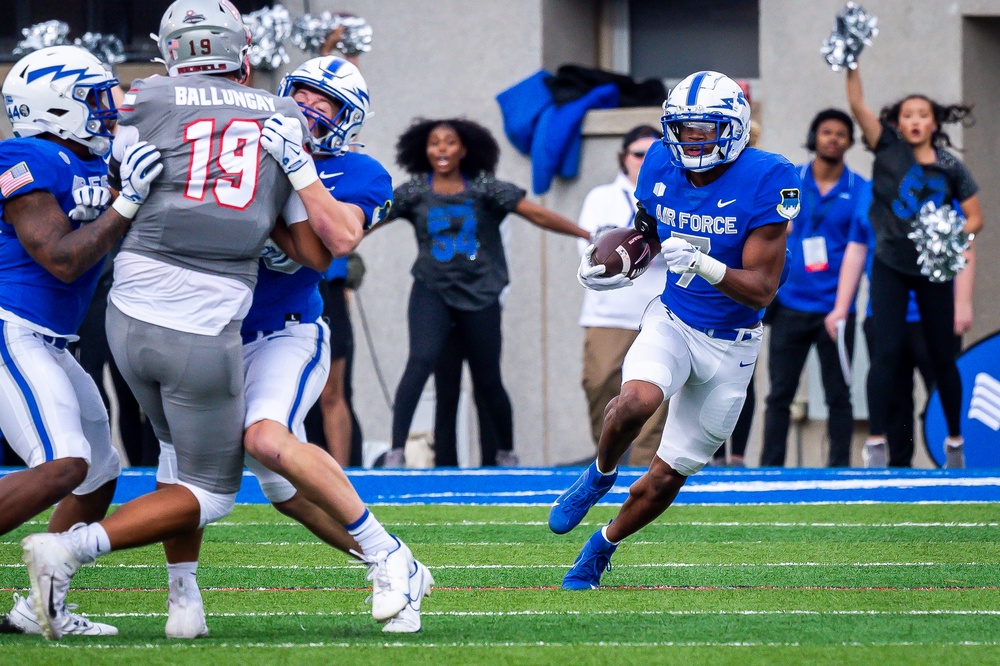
(106, 156, 122, 192)
(633, 203, 659, 243)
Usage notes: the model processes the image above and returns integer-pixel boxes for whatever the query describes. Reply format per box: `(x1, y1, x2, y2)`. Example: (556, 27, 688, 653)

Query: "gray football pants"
(106, 302, 245, 494)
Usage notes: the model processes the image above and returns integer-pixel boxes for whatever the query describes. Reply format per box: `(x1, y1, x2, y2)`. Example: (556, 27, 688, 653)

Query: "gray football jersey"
(117, 74, 308, 288)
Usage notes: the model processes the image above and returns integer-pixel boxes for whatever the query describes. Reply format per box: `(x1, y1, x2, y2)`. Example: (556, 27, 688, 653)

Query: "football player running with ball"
(160, 56, 429, 637)
(552, 71, 800, 588)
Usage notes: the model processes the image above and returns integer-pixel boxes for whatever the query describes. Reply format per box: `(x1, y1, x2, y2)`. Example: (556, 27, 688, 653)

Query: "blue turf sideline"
(3, 467, 999, 505)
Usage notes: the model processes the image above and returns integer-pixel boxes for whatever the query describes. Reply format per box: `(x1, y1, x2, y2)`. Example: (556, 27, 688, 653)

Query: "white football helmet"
(2, 45, 119, 156)
(661, 71, 751, 172)
(277, 56, 369, 156)
(156, 0, 251, 80)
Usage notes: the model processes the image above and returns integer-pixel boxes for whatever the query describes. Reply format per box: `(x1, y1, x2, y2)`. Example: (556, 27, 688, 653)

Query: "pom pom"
(243, 4, 291, 72)
(74, 32, 126, 65)
(908, 201, 971, 283)
(821, 2, 879, 71)
(13, 21, 70, 55)
(290, 12, 372, 57)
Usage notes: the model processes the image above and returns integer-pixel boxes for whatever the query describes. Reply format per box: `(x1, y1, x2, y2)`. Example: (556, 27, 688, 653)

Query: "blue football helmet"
(277, 56, 369, 156)
(661, 71, 751, 172)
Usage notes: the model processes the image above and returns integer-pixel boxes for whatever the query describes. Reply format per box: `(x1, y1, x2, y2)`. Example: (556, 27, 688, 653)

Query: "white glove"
(660, 237, 726, 285)
(260, 113, 319, 191)
(577, 244, 633, 291)
(112, 141, 163, 220)
(68, 185, 111, 222)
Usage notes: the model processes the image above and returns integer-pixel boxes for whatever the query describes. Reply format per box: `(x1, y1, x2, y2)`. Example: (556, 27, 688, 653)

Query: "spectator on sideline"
(761, 109, 870, 468)
(846, 57, 982, 468)
(377, 118, 590, 467)
(576, 125, 668, 467)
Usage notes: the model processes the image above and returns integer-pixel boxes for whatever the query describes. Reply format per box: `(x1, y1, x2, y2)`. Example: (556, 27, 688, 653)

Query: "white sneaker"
(862, 440, 888, 468)
(21, 533, 82, 641)
(0, 593, 118, 636)
(382, 560, 434, 633)
(356, 536, 413, 621)
(944, 439, 966, 469)
(165, 578, 209, 639)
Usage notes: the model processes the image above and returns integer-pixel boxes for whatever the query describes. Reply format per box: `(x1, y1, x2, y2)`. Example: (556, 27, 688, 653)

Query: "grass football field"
(1, 502, 999, 665)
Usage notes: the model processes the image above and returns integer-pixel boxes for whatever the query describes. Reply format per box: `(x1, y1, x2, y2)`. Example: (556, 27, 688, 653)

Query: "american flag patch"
(0, 161, 34, 197)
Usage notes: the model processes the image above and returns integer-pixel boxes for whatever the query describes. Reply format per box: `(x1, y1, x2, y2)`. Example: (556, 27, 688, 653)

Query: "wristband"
(111, 197, 141, 220)
(286, 158, 319, 191)
(695, 252, 727, 285)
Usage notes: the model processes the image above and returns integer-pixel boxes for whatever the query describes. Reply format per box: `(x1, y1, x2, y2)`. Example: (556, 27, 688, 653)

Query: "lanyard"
(621, 186, 636, 225)
(800, 165, 840, 238)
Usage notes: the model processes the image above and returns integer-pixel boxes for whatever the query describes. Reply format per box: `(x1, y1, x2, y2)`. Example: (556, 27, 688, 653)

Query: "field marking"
(20, 520, 999, 529)
(6, 584, 998, 592)
(87, 609, 1000, 618)
(23, 641, 1000, 650)
(0, 561, 990, 570)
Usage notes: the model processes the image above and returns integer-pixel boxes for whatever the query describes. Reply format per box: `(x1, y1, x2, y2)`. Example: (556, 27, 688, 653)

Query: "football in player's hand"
(591, 227, 653, 280)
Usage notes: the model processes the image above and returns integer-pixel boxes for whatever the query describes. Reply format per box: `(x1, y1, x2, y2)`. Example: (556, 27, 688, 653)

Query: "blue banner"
(924, 329, 1000, 467)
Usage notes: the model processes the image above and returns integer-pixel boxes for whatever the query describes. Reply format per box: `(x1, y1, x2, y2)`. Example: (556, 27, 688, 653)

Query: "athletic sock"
(167, 562, 199, 590)
(600, 525, 621, 546)
(594, 460, 617, 476)
(346, 508, 397, 555)
(64, 523, 111, 564)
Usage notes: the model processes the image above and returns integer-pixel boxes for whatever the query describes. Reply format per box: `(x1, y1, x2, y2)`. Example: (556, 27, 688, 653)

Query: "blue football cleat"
(562, 528, 618, 590)
(548, 461, 618, 534)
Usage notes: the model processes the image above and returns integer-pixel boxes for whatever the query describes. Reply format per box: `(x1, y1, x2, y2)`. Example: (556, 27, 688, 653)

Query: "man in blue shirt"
(760, 109, 870, 468)
(548, 71, 799, 589)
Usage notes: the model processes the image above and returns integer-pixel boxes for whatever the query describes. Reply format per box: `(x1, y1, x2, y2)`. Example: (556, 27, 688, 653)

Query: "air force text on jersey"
(652, 204, 738, 235)
(168, 86, 277, 112)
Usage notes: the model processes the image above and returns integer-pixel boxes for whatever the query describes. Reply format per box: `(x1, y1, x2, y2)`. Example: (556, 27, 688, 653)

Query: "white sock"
(167, 562, 198, 587)
(600, 525, 621, 545)
(65, 523, 111, 564)
(594, 460, 617, 476)
(346, 509, 397, 556)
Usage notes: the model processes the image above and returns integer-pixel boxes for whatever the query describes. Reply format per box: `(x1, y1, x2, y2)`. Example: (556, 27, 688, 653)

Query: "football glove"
(660, 237, 726, 285)
(68, 185, 111, 222)
(112, 141, 163, 220)
(261, 113, 319, 191)
(577, 244, 633, 291)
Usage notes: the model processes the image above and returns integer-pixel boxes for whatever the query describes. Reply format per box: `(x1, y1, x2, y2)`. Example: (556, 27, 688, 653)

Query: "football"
(591, 227, 653, 280)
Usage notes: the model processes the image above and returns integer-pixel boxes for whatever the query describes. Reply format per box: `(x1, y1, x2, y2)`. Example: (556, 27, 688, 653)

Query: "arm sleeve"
(0, 144, 62, 203)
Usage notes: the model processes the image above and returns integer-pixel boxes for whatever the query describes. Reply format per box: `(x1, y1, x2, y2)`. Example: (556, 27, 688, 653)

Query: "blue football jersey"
(242, 151, 392, 334)
(635, 142, 800, 329)
(0, 138, 109, 336)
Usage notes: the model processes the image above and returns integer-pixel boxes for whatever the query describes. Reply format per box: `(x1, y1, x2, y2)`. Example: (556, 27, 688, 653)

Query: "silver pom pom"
(13, 21, 70, 55)
(908, 201, 971, 283)
(821, 2, 879, 72)
(74, 32, 126, 65)
(243, 4, 291, 72)
(290, 12, 372, 57)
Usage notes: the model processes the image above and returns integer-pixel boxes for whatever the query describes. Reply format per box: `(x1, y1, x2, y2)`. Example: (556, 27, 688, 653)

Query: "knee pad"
(178, 481, 236, 527)
(156, 441, 179, 485)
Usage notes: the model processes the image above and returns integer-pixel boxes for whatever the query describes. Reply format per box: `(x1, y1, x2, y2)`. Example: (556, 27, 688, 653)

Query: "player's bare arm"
(5, 191, 130, 284)
(515, 199, 591, 240)
(270, 217, 333, 271)
(714, 221, 788, 310)
(296, 181, 365, 256)
(845, 65, 882, 149)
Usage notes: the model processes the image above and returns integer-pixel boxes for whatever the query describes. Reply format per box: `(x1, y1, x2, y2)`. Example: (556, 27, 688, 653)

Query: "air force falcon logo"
(777, 188, 800, 221)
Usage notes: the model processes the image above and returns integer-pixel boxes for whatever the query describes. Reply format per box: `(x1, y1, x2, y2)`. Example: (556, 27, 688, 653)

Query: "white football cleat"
(0, 593, 118, 636)
(357, 536, 413, 621)
(21, 533, 82, 641)
(165, 578, 209, 639)
(382, 560, 433, 633)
